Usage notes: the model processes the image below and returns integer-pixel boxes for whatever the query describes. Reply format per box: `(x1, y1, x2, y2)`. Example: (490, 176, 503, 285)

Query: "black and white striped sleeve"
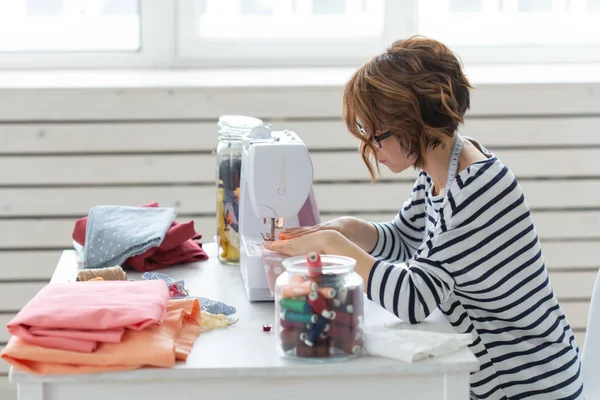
(367, 199, 468, 324)
(368, 175, 427, 263)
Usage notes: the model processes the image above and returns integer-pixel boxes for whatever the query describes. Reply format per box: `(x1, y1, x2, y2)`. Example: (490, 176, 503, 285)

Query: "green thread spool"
(282, 310, 317, 324)
(280, 297, 312, 313)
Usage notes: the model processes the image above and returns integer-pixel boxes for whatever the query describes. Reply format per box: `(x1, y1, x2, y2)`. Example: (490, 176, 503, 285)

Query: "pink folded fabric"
(7, 280, 170, 353)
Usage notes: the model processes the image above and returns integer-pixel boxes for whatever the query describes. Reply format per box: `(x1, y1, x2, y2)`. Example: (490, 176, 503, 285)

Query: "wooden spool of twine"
(76, 266, 128, 282)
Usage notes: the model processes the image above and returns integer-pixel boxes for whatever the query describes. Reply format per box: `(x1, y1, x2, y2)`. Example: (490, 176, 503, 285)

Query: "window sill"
(0, 63, 599, 90)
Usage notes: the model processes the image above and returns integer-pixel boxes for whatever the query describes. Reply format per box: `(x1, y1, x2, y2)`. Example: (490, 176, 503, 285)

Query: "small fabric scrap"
(191, 296, 237, 317)
(142, 272, 237, 316)
(364, 325, 473, 363)
(82, 204, 176, 270)
(250, 241, 288, 295)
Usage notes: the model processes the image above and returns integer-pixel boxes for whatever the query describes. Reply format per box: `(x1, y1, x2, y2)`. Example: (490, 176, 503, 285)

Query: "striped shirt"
(367, 138, 584, 399)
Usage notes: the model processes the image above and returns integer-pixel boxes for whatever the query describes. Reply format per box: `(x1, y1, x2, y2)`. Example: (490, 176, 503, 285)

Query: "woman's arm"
(266, 228, 455, 323)
(365, 174, 429, 263)
(281, 175, 429, 262)
(264, 230, 377, 287)
(278, 216, 378, 253)
(334, 216, 379, 254)
(266, 221, 456, 325)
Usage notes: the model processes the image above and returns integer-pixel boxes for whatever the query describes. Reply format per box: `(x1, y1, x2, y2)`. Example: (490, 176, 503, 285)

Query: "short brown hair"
(342, 36, 473, 180)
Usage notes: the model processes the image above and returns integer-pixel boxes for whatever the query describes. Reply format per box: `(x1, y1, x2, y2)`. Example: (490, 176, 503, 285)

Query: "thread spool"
(306, 252, 323, 278)
(279, 280, 318, 298)
(296, 336, 331, 358)
(318, 287, 336, 299)
(304, 315, 329, 346)
(76, 266, 128, 282)
(280, 328, 300, 351)
(338, 338, 363, 355)
(280, 319, 309, 330)
(280, 297, 313, 314)
(330, 309, 358, 327)
(307, 291, 334, 319)
(282, 310, 318, 325)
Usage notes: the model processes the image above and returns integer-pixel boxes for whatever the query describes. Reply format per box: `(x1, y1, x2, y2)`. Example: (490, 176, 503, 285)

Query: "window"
(0, 0, 140, 52)
(419, 0, 600, 46)
(416, 0, 600, 63)
(196, 0, 384, 39)
(175, 0, 402, 66)
(0, 0, 599, 69)
(0, 0, 171, 69)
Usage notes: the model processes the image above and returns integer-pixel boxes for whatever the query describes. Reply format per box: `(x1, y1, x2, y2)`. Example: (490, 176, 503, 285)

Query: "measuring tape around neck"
(424, 134, 465, 241)
(443, 134, 465, 197)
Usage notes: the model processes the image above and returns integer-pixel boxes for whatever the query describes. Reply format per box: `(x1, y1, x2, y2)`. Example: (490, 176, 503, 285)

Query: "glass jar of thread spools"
(275, 252, 364, 361)
(216, 115, 263, 265)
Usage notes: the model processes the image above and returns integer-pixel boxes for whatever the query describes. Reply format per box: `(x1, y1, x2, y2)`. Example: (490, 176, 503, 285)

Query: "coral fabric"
(1, 298, 202, 375)
(72, 202, 208, 272)
(6, 280, 170, 353)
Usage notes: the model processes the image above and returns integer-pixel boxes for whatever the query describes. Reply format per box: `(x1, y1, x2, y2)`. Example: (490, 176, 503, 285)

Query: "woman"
(264, 36, 584, 400)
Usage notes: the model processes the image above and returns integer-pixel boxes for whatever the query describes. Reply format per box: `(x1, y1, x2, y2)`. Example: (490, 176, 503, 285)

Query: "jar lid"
(282, 254, 356, 274)
(218, 115, 263, 133)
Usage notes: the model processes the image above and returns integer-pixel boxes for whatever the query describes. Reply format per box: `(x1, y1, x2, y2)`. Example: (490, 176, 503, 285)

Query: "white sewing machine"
(239, 125, 320, 301)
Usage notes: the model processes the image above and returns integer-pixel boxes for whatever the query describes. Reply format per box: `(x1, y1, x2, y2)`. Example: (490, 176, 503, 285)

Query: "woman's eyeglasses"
(356, 121, 392, 149)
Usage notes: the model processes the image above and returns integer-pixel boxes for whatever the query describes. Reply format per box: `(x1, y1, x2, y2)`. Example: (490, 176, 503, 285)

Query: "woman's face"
(357, 119, 416, 174)
(375, 132, 416, 173)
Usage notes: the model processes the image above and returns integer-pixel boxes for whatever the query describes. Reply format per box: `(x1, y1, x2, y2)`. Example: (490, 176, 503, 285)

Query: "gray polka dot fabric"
(83, 205, 176, 270)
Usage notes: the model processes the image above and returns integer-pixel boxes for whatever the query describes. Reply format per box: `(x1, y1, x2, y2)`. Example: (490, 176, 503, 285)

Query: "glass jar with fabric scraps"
(216, 115, 263, 265)
(275, 252, 364, 362)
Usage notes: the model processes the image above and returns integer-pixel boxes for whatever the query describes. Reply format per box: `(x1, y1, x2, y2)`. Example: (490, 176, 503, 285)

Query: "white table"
(10, 243, 478, 400)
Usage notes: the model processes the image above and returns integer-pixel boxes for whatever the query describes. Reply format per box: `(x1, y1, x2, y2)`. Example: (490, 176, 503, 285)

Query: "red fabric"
(72, 202, 208, 272)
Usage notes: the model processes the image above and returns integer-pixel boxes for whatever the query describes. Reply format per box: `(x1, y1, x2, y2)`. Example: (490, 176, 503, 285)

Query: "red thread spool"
(338, 338, 363, 355)
(306, 252, 323, 279)
(280, 328, 300, 351)
(328, 322, 357, 342)
(330, 310, 358, 328)
(307, 291, 334, 319)
(280, 319, 309, 330)
(296, 337, 331, 358)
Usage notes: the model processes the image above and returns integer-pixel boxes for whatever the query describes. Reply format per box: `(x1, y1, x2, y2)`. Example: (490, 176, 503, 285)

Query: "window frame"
(0, 0, 599, 70)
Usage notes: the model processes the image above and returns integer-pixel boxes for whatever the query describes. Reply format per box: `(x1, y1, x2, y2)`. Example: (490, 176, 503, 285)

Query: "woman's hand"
(265, 230, 340, 256)
(264, 230, 377, 290)
(278, 216, 379, 255)
(277, 218, 346, 240)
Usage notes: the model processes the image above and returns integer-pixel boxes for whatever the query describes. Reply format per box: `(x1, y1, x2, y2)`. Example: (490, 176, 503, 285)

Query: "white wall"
(0, 66, 599, 399)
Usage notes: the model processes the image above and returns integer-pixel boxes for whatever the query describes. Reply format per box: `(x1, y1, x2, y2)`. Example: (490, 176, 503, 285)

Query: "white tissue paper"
(364, 325, 474, 363)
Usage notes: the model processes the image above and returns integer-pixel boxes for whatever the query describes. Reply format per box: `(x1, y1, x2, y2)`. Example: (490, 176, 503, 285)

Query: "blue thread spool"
(282, 310, 317, 325)
(304, 315, 328, 346)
